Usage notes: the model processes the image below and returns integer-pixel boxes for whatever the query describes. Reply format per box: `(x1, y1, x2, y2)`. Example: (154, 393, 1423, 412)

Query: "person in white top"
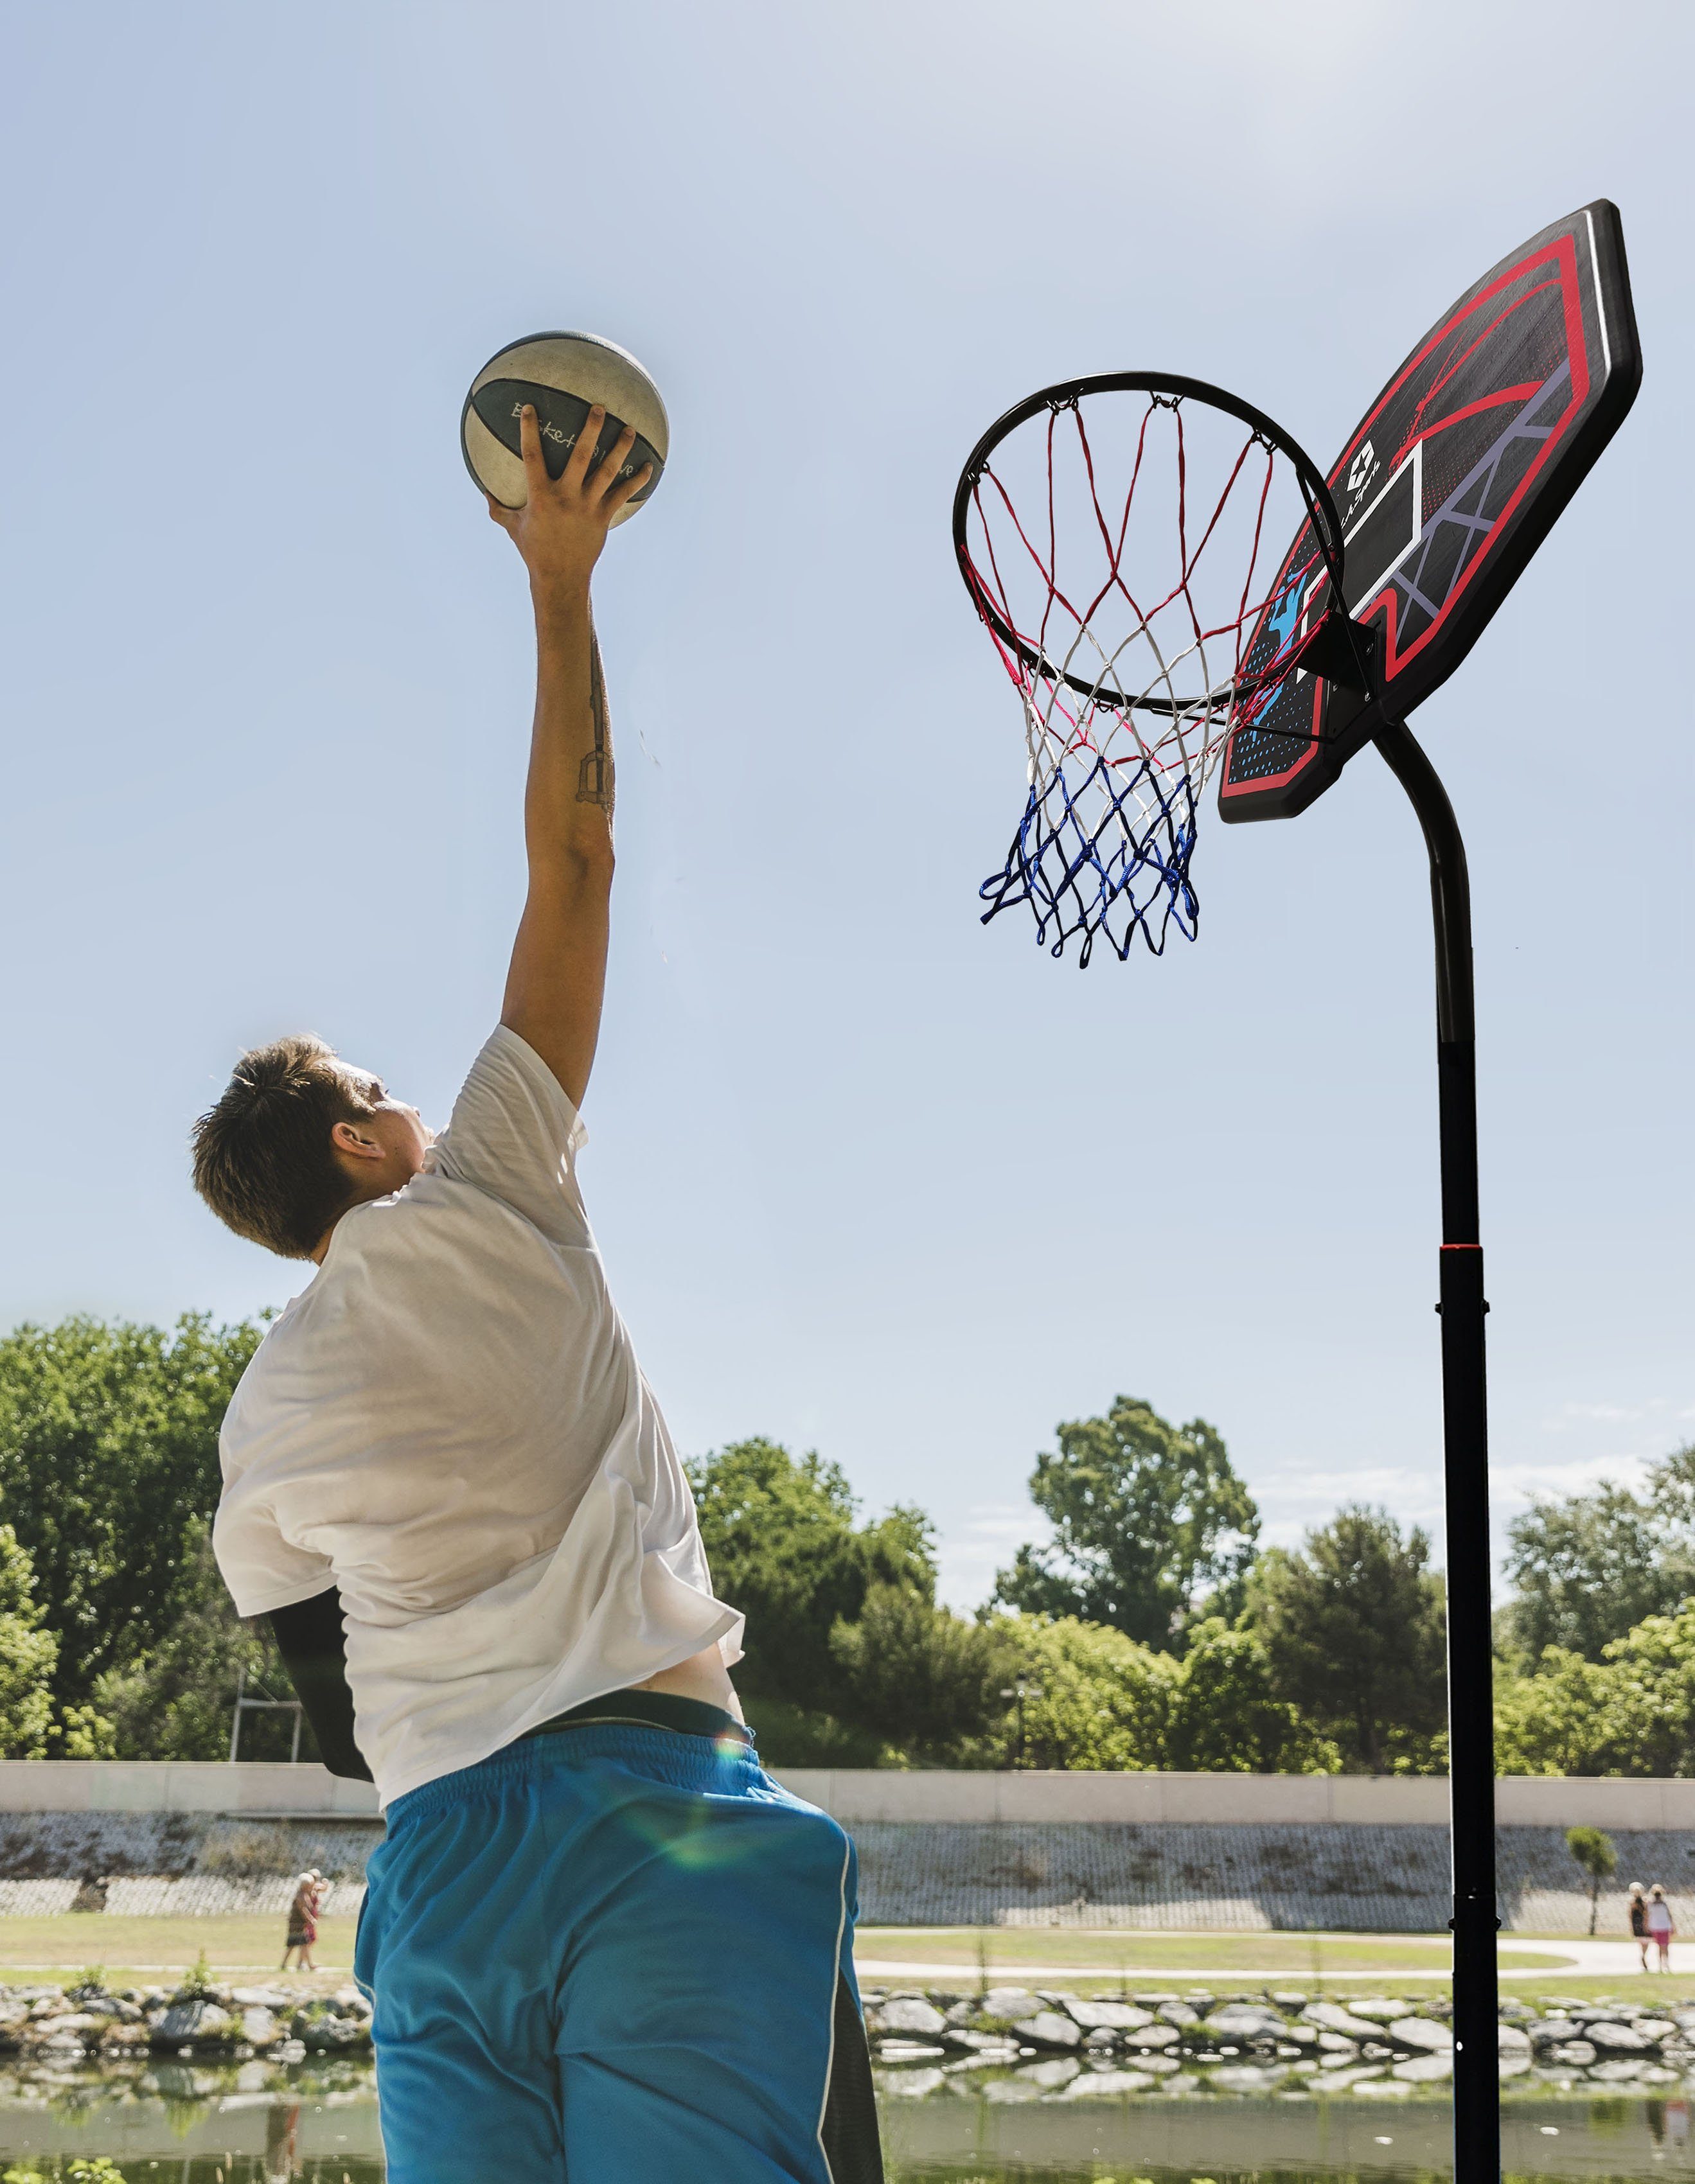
(193, 406, 881, 2184)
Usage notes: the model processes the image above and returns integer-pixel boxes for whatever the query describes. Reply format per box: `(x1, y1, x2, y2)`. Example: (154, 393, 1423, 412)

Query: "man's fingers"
(592, 424, 640, 503)
(602, 459, 655, 518)
(518, 403, 547, 486)
(564, 404, 605, 488)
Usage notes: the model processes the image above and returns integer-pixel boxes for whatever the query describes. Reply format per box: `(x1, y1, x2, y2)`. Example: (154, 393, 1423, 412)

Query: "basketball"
(461, 331, 668, 523)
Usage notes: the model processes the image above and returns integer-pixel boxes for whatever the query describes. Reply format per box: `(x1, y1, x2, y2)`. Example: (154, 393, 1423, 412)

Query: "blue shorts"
(354, 1722, 881, 2184)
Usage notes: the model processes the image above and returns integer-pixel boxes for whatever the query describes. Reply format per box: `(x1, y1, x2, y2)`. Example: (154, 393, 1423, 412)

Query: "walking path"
(855, 1937, 1662, 1983)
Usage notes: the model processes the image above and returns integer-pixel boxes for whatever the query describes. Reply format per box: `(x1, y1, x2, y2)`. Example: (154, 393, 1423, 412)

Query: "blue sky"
(3, 0, 1689, 1609)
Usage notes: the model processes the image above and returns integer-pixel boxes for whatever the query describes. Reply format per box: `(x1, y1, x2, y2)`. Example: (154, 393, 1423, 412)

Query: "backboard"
(1218, 201, 1640, 822)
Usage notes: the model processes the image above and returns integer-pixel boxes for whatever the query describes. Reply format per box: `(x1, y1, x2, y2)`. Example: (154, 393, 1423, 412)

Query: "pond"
(0, 2060, 1690, 2182)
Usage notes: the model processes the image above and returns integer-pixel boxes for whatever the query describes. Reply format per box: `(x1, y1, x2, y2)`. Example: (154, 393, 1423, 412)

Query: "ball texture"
(461, 331, 668, 523)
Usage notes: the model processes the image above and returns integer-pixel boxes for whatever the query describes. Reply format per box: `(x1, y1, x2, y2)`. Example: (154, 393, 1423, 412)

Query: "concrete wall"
(0, 1761, 1687, 1826)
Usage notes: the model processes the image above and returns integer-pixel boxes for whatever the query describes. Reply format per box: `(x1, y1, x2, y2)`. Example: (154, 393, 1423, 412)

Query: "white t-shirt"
(213, 1026, 743, 1808)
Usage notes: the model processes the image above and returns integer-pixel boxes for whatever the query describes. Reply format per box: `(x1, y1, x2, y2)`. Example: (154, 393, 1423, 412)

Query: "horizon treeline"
(0, 1314, 1689, 1776)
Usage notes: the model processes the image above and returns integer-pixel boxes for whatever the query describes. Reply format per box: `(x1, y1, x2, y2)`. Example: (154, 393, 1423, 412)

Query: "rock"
(980, 1987, 1038, 2021)
(1389, 2018, 1452, 2053)
(946, 2027, 1018, 2052)
(1583, 2020, 1653, 2054)
(1158, 2002, 1200, 2027)
(230, 1987, 291, 2009)
(240, 2007, 281, 2047)
(1347, 1999, 1412, 2023)
(1060, 1998, 1151, 2031)
(1311, 2065, 1383, 2093)
(983, 2077, 1040, 2103)
(878, 1998, 946, 2038)
(1317, 2033, 1360, 2057)
(1589, 2057, 1646, 2082)
(1497, 2025, 1531, 2053)
(1549, 2040, 1597, 2066)
(943, 2000, 977, 2027)
(1394, 2053, 1453, 2083)
(1206, 2006, 1289, 2040)
(1270, 1991, 1308, 2007)
(1020, 2056, 1080, 2090)
(154, 2001, 231, 2046)
(1304, 2002, 1384, 2042)
(1063, 2068, 1154, 2096)
(877, 2040, 945, 2062)
(1498, 2053, 1532, 2079)
(1123, 2022, 1182, 2050)
(1083, 2027, 1116, 2050)
(1354, 2078, 1415, 2099)
(1525, 2018, 1572, 2046)
(1637, 2019, 1678, 2043)
(1010, 2011, 1081, 2050)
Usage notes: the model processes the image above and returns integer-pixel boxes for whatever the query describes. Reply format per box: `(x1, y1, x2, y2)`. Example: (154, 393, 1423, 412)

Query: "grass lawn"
(0, 1912, 360, 1987)
(0, 1916, 1691, 2014)
(851, 1927, 1570, 1973)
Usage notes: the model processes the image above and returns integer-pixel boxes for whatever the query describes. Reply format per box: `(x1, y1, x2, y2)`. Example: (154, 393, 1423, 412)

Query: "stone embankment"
(0, 1976, 370, 2063)
(863, 1985, 1695, 2101)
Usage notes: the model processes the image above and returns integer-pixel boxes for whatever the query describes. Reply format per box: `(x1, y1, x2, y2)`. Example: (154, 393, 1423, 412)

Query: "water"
(0, 2062, 1690, 2181)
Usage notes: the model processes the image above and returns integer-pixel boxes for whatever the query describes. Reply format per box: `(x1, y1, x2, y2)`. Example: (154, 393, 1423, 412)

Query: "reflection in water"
(1, 2059, 1693, 2180)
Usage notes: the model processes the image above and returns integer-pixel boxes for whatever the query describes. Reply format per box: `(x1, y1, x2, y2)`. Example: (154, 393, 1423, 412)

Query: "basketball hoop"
(953, 373, 1369, 964)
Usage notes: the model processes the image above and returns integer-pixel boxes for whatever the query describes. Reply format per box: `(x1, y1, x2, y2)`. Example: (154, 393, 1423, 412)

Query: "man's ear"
(330, 1118, 384, 1165)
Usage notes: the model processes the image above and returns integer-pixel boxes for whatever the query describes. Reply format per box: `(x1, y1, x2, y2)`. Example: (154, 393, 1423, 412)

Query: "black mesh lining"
(821, 1971, 883, 2184)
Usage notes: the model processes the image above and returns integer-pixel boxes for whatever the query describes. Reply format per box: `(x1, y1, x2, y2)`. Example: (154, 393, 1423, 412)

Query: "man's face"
(337, 1066, 434, 1193)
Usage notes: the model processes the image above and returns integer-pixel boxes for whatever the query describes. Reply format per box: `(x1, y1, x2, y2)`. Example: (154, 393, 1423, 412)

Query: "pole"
(1372, 718, 1499, 2181)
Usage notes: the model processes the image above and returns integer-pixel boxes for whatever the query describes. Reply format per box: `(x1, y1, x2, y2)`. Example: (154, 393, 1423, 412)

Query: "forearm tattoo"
(576, 632, 615, 815)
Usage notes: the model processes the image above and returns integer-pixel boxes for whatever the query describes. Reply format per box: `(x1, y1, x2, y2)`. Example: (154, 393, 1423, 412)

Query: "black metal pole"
(1372, 718, 1499, 2183)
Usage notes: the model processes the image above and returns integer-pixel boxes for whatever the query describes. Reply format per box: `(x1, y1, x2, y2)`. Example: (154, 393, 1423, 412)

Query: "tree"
(984, 1617, 1179, 1771)
(1502, 1442, 1695, 1662)
(0, 1314, 265, 1708)
(1244, 1506, 1447, 1774)
(1565, 1824, 1617, 1935)
(1163, 1617, 1339, 1774)
(92, 1521, 308, 1763)
(828, 1586, 1019, 1764)
(992, 1396, 1259, 1650)
(687, 1438, 933, 1716)
(0, 1521, 60, 1759)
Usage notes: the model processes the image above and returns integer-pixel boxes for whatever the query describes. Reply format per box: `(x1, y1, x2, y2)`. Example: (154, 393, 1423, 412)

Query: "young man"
(193, 407, 880, 2184)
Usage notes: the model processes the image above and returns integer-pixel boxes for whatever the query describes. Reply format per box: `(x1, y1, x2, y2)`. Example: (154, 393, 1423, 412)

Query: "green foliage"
(1243, 1506, 1447, 1774)
(1565, 1823, 1617, 1935)
(988, 1616, 1178, 1770)
(1495, 1605, 1695, 1778)
(0, 1312, 265, 1707)
(1164, 1617, 1340, 1774)
(688, 1438, 933, 1714)
(1502, 1442, 1695, 1661)
(829, 1584, 1020, 1764)
(4, 2165, 125, 2183)
(93, 1518, 306, 1762)
(992, 1395, 1259, 1650)
(738, 1696, 891, 1768)
(0, 1522, 58, 1758)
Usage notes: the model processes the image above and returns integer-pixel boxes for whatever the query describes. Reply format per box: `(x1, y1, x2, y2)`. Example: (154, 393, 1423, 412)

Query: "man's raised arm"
(489, 403, 652, 1107)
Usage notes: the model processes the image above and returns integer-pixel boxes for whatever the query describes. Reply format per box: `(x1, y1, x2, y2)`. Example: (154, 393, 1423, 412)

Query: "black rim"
(951, 371, 1349, 715)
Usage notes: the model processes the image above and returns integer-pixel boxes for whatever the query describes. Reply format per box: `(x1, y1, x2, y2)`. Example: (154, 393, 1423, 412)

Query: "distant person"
(1649, 1884, 1675, 1970)
(1630, 1881, 1650, 1970)
(282, 1869, 322, 1973)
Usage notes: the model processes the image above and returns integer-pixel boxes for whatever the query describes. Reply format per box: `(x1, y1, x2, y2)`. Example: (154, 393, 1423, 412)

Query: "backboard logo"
(1347, 442, 1376, 494)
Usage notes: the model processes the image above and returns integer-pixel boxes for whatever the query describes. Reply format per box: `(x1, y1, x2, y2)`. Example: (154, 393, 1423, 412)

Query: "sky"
(2, 0, 1689, 1611)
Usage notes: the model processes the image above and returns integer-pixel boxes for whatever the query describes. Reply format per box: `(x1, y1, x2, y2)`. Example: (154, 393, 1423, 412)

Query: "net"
(957, 384, 1336, 964)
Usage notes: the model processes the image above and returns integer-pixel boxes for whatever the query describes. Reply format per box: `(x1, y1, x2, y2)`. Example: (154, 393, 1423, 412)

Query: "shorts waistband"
(520, 1688, 752, 1746)
(386, 1714, 766, 1827)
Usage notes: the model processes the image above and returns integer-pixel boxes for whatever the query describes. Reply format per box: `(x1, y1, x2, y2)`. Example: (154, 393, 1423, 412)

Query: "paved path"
(855, 1937, 1664, 1984)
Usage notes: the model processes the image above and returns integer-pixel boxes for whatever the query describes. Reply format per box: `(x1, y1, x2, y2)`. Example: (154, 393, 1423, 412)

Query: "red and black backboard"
(1218, 201, 1640, 823)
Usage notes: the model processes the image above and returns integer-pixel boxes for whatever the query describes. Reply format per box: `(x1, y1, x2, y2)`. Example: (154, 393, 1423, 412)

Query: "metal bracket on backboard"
(1295, 612, 1381, 700)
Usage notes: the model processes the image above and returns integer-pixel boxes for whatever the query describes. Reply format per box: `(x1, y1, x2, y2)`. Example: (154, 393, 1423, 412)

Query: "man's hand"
(487, 403, 653, 597)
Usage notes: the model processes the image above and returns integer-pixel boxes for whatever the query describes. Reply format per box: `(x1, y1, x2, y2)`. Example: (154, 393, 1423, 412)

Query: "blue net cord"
(979, 748, 1200, 966)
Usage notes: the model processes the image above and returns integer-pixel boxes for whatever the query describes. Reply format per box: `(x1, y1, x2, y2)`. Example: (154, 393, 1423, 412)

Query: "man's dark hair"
(191, 1035, 373, 1260)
